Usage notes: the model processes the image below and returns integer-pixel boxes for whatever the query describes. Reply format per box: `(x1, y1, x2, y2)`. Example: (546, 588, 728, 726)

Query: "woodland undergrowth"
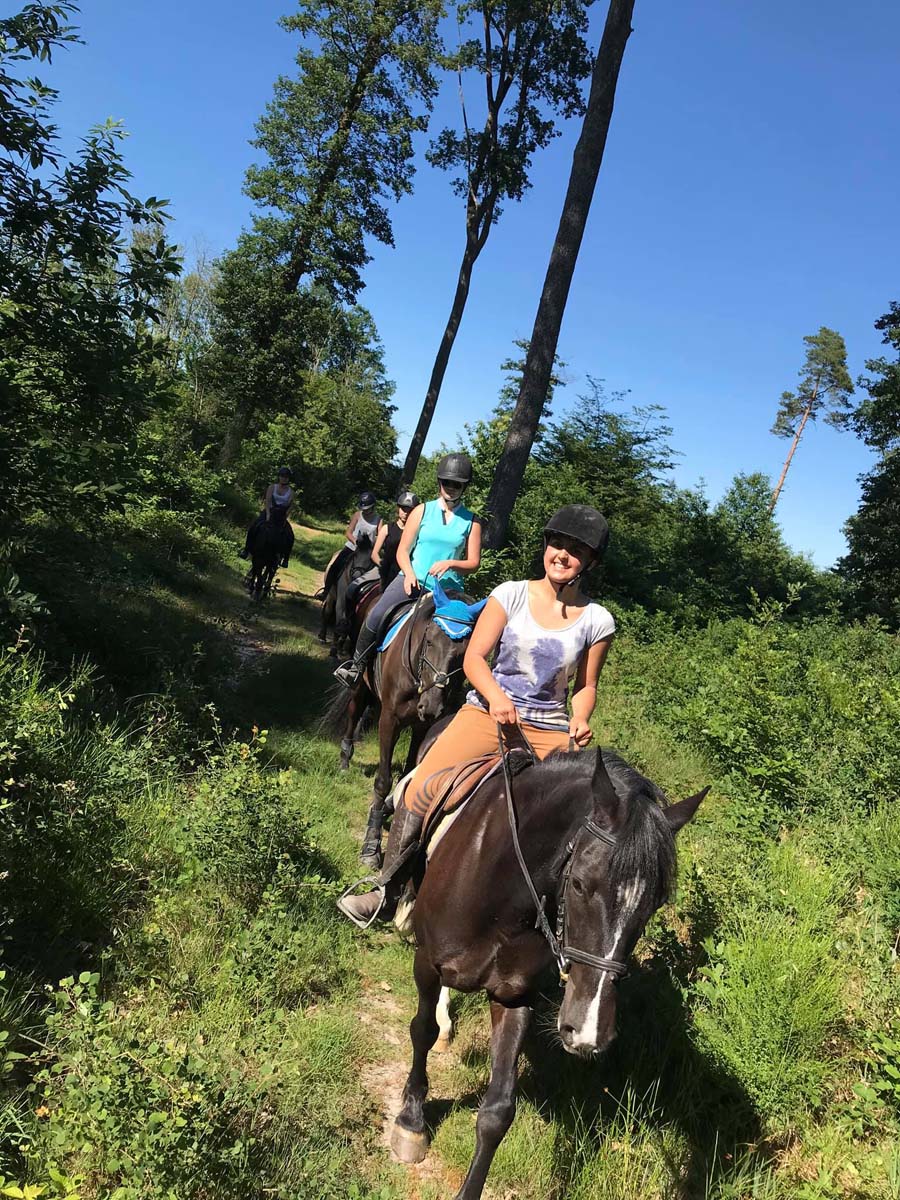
(1, 521, 898, 1200)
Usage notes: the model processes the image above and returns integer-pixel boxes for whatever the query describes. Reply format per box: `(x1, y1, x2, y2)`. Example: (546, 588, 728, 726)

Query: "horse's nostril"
(559, 1024, 575, 1046)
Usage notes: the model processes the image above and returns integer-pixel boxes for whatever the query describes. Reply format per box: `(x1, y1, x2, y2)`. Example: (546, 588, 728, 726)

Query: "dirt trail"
(227, 528, 480, 1198)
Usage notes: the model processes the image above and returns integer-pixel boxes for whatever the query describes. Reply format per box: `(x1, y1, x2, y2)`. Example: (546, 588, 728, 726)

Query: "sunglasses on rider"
(438, 478, 465, 492)
(545, 533, 591, 558)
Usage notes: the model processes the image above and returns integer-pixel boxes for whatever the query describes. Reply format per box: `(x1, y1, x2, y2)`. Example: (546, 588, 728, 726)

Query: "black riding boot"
(333, 621, 378, 688)
(338, 803, 424, 927)
(359, 798, 386, 869)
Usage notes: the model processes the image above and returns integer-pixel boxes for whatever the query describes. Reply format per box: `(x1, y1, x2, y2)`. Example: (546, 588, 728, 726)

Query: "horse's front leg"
(391, 948, 442, 1164)
(455, 999, 533, 1200)
(374, 708, 401, 804)
(358, 707, 400, 866)
(434, 985, 453, 1051)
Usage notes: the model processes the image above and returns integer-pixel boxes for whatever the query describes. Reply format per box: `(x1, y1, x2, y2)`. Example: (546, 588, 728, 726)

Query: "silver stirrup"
(336, 876, 386, 929)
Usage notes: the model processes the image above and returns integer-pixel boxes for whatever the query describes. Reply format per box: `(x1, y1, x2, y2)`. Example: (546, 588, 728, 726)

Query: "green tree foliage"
(215, 0, 441, 465)
(840, 301, 900, 624)
(235, 319, 399, 512)
(400, 0, 593, 481)
(840, 456, 900, 626)
(0, 2, 182, 530)
(254, 0, 443, 303)
(768, 326, 853, 512)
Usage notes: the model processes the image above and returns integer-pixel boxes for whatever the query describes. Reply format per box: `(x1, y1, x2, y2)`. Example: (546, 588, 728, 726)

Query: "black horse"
(389, 743, 707, 1200)
(247, 507, 291, 601)
(318, 534, 376, 656)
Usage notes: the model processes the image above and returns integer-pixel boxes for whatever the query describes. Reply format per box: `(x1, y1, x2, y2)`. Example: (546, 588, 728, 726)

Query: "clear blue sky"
(43, 0, 900, 566)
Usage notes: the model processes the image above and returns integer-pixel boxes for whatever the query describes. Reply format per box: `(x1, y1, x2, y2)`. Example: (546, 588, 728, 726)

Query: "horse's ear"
(665, 787, 709, 834)
(467, 598, 488, 616)
(591, 750, 620, 821)
(431, 577, 449, 607)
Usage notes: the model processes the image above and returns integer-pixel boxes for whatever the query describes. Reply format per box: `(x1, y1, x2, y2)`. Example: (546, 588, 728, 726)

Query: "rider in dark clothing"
(372, 490, 419, 590)
(240, 467, 295, 567)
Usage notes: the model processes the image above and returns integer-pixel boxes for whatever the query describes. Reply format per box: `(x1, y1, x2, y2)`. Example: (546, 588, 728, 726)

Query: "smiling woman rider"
(338, 503, 615, 928)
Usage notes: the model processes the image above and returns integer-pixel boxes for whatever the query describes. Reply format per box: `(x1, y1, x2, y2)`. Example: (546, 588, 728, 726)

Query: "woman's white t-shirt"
(466, 580, 615, 730)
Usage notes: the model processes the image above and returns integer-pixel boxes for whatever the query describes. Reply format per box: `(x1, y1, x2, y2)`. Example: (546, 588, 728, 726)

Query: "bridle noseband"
(414, 608, 472, 696)
(497, 725, 630, 985)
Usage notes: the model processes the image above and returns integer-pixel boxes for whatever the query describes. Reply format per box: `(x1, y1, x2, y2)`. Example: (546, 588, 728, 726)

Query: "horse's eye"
(570, 876, 584, 895)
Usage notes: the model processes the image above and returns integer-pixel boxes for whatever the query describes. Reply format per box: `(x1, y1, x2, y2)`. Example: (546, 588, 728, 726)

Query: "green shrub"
(24, 973, 274, 1199)
(689, 841, 845, 1122)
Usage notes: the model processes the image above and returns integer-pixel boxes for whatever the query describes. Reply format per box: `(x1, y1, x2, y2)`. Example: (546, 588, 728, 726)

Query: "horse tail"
(318, 680, 353, 734)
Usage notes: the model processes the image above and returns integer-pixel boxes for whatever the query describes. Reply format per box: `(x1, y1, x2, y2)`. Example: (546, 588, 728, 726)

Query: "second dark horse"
(327, 595, 475, 868)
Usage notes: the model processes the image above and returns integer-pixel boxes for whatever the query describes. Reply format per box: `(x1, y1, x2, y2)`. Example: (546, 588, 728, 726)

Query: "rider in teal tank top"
(410, 500, 474, 592)
(333, 452, 481, 688)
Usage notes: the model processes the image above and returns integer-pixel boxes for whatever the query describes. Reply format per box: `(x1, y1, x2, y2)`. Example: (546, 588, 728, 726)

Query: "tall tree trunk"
(769, 389, 817, 513)
(400, 237, 480, 484)
(484, 0, 635, 549)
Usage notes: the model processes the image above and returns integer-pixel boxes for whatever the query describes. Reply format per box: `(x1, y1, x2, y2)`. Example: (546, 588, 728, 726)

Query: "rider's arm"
(264, 484, 274, 519)
(396, 504, 424, 592)
(569, 637, 613, 747)
(429, 518, 483, 579)
(463, 597, 517, 725)
(344, 511, 359, 542)
(371, 522, 388, 566)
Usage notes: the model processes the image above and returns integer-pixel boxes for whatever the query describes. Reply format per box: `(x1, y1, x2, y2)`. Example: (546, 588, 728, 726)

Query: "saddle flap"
(420, 749, 531, 847)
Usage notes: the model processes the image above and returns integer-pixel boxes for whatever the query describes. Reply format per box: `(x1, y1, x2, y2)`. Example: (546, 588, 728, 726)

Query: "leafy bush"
(690, 847, 845, 1121)
(23, 973, 271, 1199)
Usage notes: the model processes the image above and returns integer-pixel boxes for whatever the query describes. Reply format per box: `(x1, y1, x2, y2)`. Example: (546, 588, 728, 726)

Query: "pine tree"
(768, 326, 853, 513)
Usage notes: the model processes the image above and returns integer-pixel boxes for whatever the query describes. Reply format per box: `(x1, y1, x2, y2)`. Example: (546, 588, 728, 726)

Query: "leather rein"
(496, 723, 630, 985)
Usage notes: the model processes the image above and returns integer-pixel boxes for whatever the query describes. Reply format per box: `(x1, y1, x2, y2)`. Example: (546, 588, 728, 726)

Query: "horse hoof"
(433, 1033, 452, 1054)
(390, 1124, 429, 1164)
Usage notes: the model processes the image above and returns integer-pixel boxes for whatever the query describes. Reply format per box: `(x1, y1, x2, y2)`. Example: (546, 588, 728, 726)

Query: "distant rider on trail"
(338, 503, 615, 927)
(333, 455, 481, 689)
(240, 466, 295, 567)
(320, 491, 383, 599)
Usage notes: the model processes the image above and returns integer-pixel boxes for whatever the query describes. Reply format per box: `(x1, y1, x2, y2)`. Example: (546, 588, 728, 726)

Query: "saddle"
(419, 746, 534, 849)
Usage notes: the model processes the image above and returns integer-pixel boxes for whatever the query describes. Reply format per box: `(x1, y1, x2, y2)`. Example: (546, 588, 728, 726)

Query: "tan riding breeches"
(402, 703, 571, 817)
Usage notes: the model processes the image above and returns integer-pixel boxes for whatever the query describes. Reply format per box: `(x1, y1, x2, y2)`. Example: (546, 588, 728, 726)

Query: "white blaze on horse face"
(562, 877, 646, 1051)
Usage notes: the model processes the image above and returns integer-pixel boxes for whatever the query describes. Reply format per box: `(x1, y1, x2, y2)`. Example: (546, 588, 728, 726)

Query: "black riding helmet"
(358, 490, 377, 509)
(543, 505, 610, 560)
(278, 466, 292, 479)
(397, 490, 420, 509)
(436, 452, 473, 485)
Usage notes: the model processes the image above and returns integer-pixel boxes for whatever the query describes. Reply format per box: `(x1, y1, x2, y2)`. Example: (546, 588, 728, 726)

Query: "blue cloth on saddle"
(378, 606, 415, 651)
(377, 579, 487, 651)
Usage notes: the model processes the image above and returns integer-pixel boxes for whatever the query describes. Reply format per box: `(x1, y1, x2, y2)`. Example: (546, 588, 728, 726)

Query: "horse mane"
(534, 749, 677, 909)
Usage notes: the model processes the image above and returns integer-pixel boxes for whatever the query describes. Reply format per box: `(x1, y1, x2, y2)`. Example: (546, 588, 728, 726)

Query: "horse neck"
(525, 767, 593, 833)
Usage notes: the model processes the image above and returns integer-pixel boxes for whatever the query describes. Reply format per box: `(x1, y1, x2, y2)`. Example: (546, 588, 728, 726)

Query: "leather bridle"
(497, 724, 630, 985)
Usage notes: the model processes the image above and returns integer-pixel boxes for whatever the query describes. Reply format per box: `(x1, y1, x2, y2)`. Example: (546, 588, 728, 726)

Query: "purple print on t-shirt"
(530, 636, 567, 702)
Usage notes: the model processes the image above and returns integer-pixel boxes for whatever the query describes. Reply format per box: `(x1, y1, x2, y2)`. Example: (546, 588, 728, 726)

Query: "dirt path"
(225, 526, 482, 1199)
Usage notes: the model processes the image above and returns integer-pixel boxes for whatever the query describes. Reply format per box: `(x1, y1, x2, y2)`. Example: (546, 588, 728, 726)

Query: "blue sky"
(42, 0, 900, 566)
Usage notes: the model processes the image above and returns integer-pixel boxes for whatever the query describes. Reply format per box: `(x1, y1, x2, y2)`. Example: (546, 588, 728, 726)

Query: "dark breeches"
(363, 573, 417, 632)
